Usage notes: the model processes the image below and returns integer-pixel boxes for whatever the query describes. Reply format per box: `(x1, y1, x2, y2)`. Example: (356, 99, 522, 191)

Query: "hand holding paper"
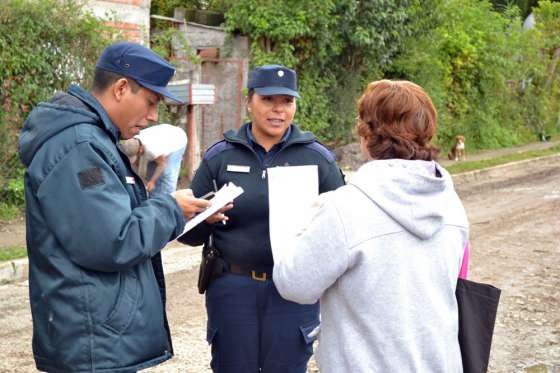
(180, 182, 244, 236)
(172, 188, 210, 219)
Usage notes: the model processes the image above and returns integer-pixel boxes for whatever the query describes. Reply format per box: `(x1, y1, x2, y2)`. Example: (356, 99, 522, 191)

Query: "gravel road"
(0, 156, 558, 373)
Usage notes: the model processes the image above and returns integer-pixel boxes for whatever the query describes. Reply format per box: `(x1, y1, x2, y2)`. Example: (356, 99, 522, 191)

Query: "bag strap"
(459, 242, 469, 280)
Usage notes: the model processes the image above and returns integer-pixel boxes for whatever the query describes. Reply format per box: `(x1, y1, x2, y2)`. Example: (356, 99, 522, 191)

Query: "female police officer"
(179, 64, 345, 372)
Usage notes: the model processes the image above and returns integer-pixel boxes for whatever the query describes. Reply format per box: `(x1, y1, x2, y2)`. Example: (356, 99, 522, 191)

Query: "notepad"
(175, 182, 244, 239)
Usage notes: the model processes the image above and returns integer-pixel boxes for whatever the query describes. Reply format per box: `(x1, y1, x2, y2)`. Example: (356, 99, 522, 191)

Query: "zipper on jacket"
(224, 127, 315, 180)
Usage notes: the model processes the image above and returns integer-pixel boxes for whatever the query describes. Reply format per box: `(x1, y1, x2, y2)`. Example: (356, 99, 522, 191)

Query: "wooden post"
(185, 104, 196, 181)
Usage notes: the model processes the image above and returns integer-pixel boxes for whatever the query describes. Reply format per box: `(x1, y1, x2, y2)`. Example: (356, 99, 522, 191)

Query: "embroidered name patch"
(78, 167, 104, 189)
(227, 165, 250, 173)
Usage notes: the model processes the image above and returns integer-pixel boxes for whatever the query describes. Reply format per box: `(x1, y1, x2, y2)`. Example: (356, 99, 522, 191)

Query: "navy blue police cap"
(247, 64, 300, 98)
(96, 42, 184, 104)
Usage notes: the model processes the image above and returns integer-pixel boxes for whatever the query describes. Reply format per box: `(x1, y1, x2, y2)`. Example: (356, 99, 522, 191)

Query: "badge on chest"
(227, 165, 251, 173)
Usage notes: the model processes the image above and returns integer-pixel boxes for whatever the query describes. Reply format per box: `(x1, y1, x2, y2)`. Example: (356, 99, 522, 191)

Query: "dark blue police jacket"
(18, 85, 186, 373)
(179, 122, 345, 267)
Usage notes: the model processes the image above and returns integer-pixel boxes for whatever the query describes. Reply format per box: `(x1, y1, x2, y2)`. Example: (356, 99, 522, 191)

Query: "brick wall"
(85, 0, 151, 44)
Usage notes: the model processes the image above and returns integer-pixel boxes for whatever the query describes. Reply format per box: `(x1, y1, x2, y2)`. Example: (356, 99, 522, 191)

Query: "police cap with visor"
(248, 64, 300, 99)
(96, 41, 185, 104)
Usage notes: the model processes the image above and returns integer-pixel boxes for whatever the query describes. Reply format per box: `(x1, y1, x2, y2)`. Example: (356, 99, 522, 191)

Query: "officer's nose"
(147, 106, 158, 122)
(272, 101, 284, 113)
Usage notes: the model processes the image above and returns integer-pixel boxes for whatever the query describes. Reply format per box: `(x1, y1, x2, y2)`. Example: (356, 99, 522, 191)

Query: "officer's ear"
(113, 78, 130, 102)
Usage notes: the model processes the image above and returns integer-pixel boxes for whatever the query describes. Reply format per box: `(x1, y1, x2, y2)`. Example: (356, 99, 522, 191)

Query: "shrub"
(0, 0, 115, 180)
(389, 0, 558, 150)
(224, 0, 412, 143)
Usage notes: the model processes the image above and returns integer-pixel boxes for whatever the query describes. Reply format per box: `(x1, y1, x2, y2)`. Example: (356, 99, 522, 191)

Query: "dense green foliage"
(390, 0, 560, 148)
(222, 0, 560, 149)
(0, 0, 114, 207)
(492, 0, 540, 17)
(2, 0, 560, 217)
(224, 0, 413, 143)
(151, 0, 228, 24)
(151, 0, 227, 17)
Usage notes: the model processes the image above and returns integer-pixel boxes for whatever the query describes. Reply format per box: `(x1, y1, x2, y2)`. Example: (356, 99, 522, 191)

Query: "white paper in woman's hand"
(267, 165, 318, 260)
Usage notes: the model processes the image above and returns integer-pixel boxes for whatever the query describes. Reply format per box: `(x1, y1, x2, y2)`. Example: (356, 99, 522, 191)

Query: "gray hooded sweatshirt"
(273, 159, 469, 372)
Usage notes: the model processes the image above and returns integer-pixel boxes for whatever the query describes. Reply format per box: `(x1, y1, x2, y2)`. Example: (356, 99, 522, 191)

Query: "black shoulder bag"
(197, 235, 225, 294)
(456, 278, 501, 373)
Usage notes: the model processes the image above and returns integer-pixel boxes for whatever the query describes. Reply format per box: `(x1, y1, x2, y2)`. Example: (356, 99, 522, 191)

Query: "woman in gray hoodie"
(272, 80, 469, 372)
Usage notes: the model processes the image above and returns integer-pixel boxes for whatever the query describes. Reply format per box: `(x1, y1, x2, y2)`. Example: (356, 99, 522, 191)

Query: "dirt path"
(0, 215, 25, 248)
(456, 160, 560, 372)
(0, 156, 558, 372)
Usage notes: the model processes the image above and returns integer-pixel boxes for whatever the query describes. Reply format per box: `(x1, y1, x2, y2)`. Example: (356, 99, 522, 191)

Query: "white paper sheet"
(268, 166, 319, 258)
(174, 182, 244, 240)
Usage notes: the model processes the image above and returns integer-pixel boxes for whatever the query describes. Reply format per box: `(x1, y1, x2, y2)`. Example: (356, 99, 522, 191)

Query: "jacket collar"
(68, 84, 121, 143)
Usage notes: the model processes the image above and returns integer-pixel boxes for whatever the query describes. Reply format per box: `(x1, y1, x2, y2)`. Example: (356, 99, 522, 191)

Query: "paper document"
(268, 166, 319, 258)
(176, 182, 244, 239)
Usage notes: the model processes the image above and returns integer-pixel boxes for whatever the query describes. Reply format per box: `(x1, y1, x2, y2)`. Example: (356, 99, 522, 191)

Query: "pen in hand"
(213, 179, 227, 225)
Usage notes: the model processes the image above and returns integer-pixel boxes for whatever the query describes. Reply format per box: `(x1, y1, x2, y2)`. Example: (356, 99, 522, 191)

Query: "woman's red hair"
(356, 80, 439, 161)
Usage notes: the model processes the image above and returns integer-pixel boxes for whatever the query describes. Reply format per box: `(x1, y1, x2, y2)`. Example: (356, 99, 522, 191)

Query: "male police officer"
(19, 42, 211, 372)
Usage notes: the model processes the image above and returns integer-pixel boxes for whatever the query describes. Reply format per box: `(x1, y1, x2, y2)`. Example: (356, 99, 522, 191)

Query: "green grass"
(0, 246, 28, 262)
(446, 145, 560, 174)
(0, 202, 21, 222)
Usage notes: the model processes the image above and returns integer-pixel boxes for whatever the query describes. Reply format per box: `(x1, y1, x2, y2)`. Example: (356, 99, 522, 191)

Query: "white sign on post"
(165, 80, 216, 105)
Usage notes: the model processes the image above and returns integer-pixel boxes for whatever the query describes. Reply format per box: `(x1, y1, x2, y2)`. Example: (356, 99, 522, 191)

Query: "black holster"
(197, 235, 224, 294)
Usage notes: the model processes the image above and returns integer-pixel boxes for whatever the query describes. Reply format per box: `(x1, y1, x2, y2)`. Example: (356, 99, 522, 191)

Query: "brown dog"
(448, 135, 466, 161)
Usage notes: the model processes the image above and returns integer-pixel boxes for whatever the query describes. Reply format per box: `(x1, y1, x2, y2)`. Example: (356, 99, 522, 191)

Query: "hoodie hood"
(350, 159, 463, 240)
(19, 86, 117, 167)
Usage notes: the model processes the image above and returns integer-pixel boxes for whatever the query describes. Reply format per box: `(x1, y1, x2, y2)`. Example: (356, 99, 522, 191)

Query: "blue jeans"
(205, 273, 319, 373)
(146, 146, 185, 196)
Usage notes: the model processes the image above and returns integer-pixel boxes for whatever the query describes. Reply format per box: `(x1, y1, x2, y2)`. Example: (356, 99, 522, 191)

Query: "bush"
(222, 0, 558, 150)
(224, 0, 412, 144)
(1, 176, 25, 207)
(389, 0, 558, 150)
(0, 0, 115, 180)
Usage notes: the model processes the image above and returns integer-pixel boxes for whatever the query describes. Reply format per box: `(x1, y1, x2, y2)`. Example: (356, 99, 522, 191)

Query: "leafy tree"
(224, 0, 413, 143)
(0, 0, 114, 195)
(533, 0, 560, 135)
(492, 0, 540, 17)
(152, 0, 559, 149)
(389, 0, 553, 149)
(151, 0, 229, 18)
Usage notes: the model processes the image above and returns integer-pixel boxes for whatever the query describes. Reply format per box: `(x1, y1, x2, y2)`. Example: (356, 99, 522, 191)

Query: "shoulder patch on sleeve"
(204, 140, 235, 162)
(303, 141, 336, 163)
(78, 167, 104, 189)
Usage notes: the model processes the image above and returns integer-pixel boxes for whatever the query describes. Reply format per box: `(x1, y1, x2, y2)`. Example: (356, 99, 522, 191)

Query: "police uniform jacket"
(179, 123, 345, 267)
(18, 85, 185, 373)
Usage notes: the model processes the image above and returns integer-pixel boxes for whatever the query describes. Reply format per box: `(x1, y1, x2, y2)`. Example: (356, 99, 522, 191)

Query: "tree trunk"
(544, 47, 560, 91)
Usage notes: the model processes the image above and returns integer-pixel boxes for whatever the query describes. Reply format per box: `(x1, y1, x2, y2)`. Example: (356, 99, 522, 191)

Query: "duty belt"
(228, 263, 273, 281)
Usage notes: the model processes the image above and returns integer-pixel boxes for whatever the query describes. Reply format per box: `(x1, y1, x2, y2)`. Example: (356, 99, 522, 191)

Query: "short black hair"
(91, 68, 140, 94)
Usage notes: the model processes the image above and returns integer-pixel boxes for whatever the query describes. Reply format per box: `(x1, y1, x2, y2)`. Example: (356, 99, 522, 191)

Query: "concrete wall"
(85, 0, 151, 44)
(171, 15, 250, 178)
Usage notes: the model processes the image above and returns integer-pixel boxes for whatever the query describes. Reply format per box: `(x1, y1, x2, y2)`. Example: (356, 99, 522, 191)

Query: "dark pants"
(205, 273, 319, 373)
